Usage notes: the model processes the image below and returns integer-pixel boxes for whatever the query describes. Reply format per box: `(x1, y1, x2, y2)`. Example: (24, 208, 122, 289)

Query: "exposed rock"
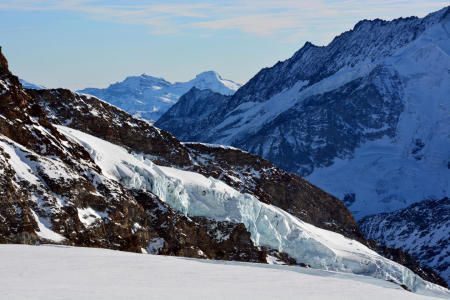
(360, 198, 450, 286)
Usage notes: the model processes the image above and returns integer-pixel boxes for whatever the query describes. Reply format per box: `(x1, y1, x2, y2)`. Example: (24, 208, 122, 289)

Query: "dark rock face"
(0, 46, 9, 75)
(156, 87, 231, 141)
(359, 198, 450, 286)
(28, 88, 191, 168)
(232, 66, 404, 175)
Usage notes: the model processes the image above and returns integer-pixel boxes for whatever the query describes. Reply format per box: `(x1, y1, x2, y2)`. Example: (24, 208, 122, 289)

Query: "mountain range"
(77, 71, 240, 122)
(1, 41, 449, 297)
(155, 6, 450, 285)
(1, 5, 450, 298)
(156, 6, 450, 220)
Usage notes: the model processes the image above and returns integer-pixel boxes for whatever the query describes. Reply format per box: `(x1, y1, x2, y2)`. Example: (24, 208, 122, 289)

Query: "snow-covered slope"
(359, 198, 450, 286)
(77, 71, 240, 122)
(54, 125, 449, 296)
(156, 6, 450, 219)
(0, 244, 446, 300)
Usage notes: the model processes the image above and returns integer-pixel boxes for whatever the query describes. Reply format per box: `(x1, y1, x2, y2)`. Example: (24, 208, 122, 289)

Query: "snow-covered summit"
(187, 71, 241, 95)
(156, 6, 450, 220)
(77, 71, 241, 122)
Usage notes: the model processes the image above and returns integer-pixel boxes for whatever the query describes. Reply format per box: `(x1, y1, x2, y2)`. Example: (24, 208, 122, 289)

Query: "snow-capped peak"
(77, 70, 241, 122)
(187, 71, 242, 95)
(156, 5, 450, 220)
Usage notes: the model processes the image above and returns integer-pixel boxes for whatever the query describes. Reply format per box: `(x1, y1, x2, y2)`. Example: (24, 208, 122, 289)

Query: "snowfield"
(0, 244, 447, 300)
(55, 125, 449, 297)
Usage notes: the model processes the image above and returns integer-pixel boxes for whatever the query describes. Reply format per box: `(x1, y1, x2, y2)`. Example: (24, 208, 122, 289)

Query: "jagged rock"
(155, 7, 450, 221)
(360, 198, 450, 286)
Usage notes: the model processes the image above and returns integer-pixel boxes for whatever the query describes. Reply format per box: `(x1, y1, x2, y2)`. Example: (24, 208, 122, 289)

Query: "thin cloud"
(0, 0, 448, 42)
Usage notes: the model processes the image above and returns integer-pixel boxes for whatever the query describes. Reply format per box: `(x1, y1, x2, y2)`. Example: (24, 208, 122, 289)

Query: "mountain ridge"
(0, 46, 448, 293)
(360, 197, 450, 286)
(156, 6, 450, 219)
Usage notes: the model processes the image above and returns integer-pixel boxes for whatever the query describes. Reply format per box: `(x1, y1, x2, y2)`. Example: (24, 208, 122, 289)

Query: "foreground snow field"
(0, 245, 446, 300)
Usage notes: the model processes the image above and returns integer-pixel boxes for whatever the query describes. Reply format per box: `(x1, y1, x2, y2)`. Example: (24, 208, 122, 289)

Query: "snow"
(0, 135, 81, 188)
(77, 71, 241, 122)
(0, 245, 447, 300)
(77, 207, 105, 227)
(0, 138, 41, 185)
(306, 15, 450, 218)
(19, 78, 45, 90)
(56, 125, 449, 297)
(146, 237, 165, 254)
(31, 211, 66, 242)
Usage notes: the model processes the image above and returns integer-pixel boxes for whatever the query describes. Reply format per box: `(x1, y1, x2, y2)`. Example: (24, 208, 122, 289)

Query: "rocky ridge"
(360, 198, 450, 286)
(155, 7, 450, 220)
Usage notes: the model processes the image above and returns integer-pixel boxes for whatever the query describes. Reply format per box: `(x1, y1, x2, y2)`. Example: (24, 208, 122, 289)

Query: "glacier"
(56, 125, 450, 298)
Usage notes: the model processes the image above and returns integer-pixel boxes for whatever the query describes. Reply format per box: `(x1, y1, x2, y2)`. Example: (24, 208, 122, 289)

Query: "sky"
(0, 0, 448, 90)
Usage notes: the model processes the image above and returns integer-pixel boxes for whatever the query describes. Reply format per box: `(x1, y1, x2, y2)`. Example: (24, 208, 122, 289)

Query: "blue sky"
(0, 0, 447, 89)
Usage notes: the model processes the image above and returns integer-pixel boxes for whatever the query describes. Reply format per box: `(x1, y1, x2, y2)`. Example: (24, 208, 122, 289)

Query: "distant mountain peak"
(77, 70, 240, 122)
(195, 70, 221, 78)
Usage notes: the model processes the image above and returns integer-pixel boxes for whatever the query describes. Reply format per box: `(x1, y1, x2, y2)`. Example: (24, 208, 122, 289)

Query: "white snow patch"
(31, 211, 66, 242)
(77, 207, 104, 227)
(0, 245, 447, 300)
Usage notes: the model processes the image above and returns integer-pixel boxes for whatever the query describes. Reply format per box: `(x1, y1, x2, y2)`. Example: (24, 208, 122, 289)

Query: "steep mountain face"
(1, 48, 449, 294)
(360, 198, 450, 286)
(77, 71, 240, 122)
(156, 7, 450, 220)
(157, 88, 231, 142)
